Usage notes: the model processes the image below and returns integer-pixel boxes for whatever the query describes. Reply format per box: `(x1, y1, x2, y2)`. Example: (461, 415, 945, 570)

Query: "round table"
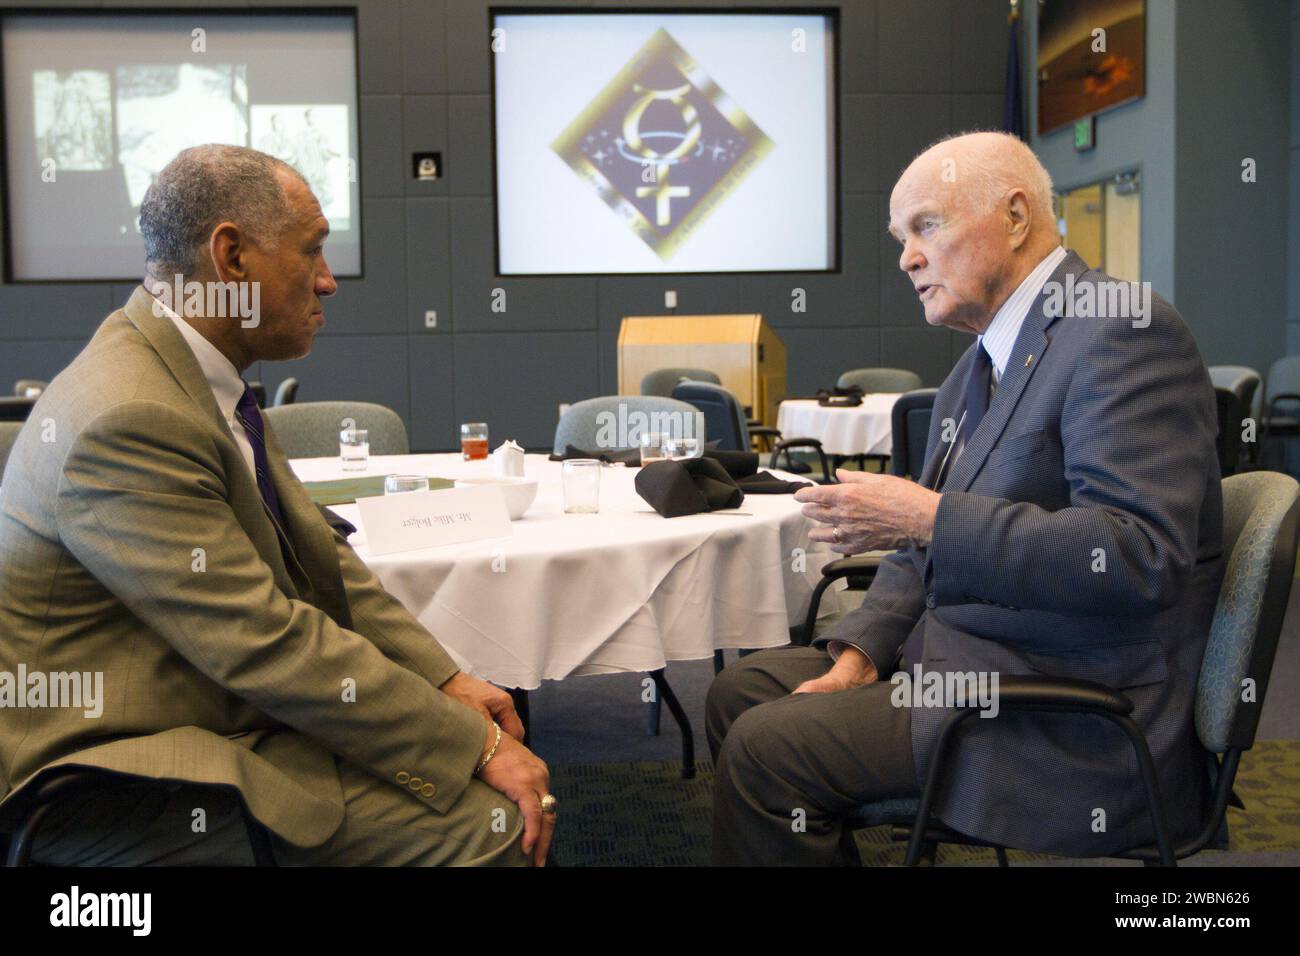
(776, 394, 901, 458)
(290, 453, 844, 690)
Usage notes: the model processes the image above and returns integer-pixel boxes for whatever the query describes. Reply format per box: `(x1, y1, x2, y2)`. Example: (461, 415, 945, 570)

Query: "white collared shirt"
(977, 244, 1068, 384)
(154, 296, 258, 483)
(945, 244, 1069, 466)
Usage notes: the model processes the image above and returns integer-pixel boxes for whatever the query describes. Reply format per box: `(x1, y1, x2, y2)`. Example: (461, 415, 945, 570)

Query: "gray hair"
(921, 130, 1055, 226)
(140, 144, 308, 278)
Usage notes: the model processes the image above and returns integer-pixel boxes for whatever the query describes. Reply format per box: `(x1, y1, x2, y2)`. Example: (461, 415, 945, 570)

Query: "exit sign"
(1074, 116, 1096, 151)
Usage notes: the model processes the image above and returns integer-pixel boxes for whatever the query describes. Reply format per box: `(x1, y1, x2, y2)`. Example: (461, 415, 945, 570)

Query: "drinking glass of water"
(340, 428, 369, 472)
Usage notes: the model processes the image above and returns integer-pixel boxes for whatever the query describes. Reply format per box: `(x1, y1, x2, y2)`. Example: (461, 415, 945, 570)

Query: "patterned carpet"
(549, 739, 1300, 866)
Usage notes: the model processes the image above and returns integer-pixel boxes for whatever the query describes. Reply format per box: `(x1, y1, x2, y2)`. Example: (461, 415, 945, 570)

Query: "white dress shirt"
(155, 297, 259, 483)
(947, 244, 1068, 466)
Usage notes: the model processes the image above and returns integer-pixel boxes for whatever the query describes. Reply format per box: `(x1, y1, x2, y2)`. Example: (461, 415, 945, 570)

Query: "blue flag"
(1002, 3, 1025, 140)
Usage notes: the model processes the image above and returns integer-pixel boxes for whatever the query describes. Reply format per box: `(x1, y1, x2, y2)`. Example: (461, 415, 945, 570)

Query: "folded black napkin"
(816, 384, 864, 407)
(549, 444, 641, 465)
(737, 472, 813, 494)
(702, 448, 759, 479)
(635, 458, 745, 517)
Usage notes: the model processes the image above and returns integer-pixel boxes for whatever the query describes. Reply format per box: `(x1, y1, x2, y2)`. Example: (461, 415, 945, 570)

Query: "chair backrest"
(12, 379, 46, 398)
(0, 397, 36, 423)
(0, 421, 22, 479)
(273, 377, 300, 407)
(889, 388, 938, 479)
(1264, 356, 1300, 405)
(1213, 386, 1242, 476)
(671, 381, 748, 452)
(262, 401, 410, 458)
(247, 381, 268, 408)
(640, 367, 721, 398)
(552, 395, 705, 454)
(1208, 365, 1261, 422)
(837, 367, 923, 394)
(1196, 471, 1300, 753)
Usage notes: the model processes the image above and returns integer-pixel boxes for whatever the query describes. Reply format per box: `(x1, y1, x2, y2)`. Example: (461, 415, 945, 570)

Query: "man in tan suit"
(0, 145, 555, 865)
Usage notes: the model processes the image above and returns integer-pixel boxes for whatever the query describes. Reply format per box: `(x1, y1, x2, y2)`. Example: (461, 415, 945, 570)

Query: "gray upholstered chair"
(836, 367, 922, 394)
(272, 377, 300, 407)
(0, 421, 22, 479)
(640, 367, 721, 398)
(263, 401, 409, 459)
(553, 396, 704, 454)
(849, 470, 1300, 866)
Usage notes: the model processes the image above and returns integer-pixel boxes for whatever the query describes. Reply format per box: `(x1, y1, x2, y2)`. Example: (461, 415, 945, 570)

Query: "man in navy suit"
(706, 131, 1222, 865)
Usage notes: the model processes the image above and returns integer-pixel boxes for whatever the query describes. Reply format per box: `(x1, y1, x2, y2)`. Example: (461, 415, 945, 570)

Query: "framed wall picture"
(1037, 0, 1145, 136)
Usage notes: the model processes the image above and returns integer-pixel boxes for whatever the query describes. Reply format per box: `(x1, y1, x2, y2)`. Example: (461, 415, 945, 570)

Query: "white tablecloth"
(290, 453, 844, 689)
(776, 394, 901, 457)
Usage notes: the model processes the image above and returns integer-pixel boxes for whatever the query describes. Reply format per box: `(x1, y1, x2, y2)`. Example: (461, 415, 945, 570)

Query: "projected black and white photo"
(34, 69, 112, 171)
(116, 63, 249, 211)
(252, 105, 351, 229)
(493, 12, 837, 275)
(2, 12, 361, 281)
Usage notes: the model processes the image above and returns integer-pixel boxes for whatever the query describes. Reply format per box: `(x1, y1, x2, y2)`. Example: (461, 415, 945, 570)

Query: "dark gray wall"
(1174, 0, 1290, 374)
(0, 0, 1015, 449)
(1290, 0, 1300, 355)
(1031, 0, 1293, 375)
(1029, 0, 1178, 298)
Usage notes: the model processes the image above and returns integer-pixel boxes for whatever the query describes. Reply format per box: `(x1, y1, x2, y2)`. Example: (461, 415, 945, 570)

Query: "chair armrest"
(770, 437, 834, 483)
(820, 553, 885, 579)
(990, 675, 1134, 716)
(749, 426, 782, 438)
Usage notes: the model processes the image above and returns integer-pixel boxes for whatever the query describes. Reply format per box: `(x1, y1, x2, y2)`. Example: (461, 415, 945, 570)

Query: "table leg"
(649, 668, 696, 779)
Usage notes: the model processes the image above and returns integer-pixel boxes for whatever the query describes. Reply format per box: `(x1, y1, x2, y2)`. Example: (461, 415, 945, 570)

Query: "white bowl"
(454, 476, 538, 520)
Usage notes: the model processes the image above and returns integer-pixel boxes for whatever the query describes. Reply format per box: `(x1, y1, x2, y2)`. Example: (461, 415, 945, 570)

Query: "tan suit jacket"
(0, 287, 485, 847)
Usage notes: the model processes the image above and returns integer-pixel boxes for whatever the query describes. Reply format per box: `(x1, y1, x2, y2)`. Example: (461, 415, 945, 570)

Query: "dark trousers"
(706, 646, 918, 866)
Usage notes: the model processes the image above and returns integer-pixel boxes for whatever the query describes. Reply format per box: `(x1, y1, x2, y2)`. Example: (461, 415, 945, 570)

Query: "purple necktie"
(235, 384, 289, 541)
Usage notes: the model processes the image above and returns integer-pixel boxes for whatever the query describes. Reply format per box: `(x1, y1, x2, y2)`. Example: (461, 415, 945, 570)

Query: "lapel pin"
(1024, 354, 1034, 367)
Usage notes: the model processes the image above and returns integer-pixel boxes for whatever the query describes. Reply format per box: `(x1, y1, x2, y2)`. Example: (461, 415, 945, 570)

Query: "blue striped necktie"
(234, 383, 289, 537)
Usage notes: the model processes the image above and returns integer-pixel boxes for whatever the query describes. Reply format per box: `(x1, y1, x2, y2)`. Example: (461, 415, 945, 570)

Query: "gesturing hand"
(794, 469, 942, 554)
(440, 671, 526, 742)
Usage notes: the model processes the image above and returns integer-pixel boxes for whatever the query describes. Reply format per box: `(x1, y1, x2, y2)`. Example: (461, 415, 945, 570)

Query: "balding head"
(887, 131, 1062, 334)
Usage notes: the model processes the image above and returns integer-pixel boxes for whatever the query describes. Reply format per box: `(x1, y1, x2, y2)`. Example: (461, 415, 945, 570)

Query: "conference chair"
(262, 401, 409, 459)
(671, 380, 832, 483)
(0, 422, 21, 479)
(640, 367, 721, 398)
(797, 389, 938, 645)
(849, 470, 1300, 867)
(247, 381, 268, 408)
(1259, 357, 1300, 470)
(12, 379, 46, 398)
(551, 395, 710, 776)
(273, 377, 300, 407)
(1209, 366, 1261, 473)
(1, 767, 276, 867)
(0, 397, 36, 423)
(835, 367, 924, 395)
(552, 395, 704, 454)
(836, 370, 925, 468)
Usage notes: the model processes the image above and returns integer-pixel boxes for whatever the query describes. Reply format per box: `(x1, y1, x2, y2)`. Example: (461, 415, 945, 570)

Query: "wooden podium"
(617, 314, 788, 427)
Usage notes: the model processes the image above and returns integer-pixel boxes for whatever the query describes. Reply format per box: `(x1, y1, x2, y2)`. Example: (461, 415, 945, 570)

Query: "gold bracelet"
(474, 720, 502, 776)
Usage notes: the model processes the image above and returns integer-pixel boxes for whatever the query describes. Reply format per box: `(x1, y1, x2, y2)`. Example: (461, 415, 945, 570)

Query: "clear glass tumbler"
(562, 459, 601, 513)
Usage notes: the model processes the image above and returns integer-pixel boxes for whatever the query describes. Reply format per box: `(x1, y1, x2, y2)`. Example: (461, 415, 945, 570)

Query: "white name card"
(355, 486, 512, 555)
